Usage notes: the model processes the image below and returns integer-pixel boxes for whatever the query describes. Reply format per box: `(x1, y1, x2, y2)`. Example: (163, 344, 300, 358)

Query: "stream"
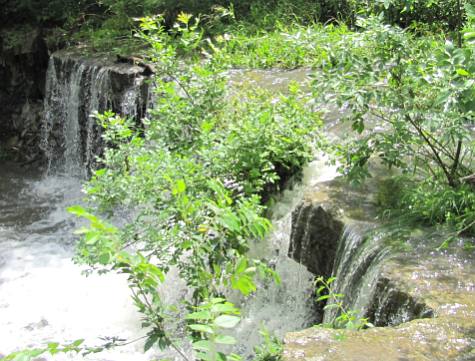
(3, 54, 470, 361)
(0, 152, 338, 361)
(0, 163, 153, 360)
(0, 61, 331, 360)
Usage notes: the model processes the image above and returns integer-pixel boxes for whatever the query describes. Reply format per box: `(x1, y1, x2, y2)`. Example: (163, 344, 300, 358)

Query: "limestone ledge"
(284, 231, 475, 361)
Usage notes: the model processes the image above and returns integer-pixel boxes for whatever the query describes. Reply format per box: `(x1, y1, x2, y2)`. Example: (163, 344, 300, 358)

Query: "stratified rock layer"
(284, 171, 474, 361)
(284, 245, 474, 361)
(0, 27, 49, 161)
(42, 49, 151, 173)
(289, 202, 343, 277)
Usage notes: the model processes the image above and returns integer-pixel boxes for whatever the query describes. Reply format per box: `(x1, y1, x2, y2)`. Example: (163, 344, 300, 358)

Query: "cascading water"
(0, 51, 155, 360)
(230, 159, 340, 356)
(41, 51, 150, 175)
(2, 65, 338, 360)
(3, 57, 413, 360)
(322, 223, 391, 324)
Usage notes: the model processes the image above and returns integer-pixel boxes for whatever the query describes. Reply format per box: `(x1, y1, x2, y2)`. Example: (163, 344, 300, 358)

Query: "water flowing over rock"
(284, 174, 474, 360)
(41, 50, 151, 175)
(284, 239, 474, 361)
(288, 202, 343, 278)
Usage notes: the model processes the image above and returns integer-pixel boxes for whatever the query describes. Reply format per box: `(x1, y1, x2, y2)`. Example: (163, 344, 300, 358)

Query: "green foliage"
(209, 23, 351, 69)
(315, 277, 372, 330)
(385, 177, 475, 237)
(3, 340, 84, 361)
(313, 14, 475, 236)
(187, 298, 242, 361)
(61, 14, 320, 360)
(253, 328, 283, 361)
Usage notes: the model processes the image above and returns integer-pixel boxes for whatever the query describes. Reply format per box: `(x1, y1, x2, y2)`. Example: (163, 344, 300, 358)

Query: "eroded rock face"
(42, 50, 151, 173)
(284, 244, 475, 361)
(288, 202, 343, 277)
(367, 273, 434, 326)
(0, 27, 49, 161)
(285, 172, 474, 360)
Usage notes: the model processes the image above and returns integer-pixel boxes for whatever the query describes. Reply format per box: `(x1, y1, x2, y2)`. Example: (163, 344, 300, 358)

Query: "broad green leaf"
(144, 334, 159, 351)
(213, 315, 240, 329)
(186, 310, 212, 320)
(456, 68, 470, 77)
(211, 303, 238, 314)
(215, 335, 237, 345)
(189, 324, 214, 334)
(192, 340, 212, 351)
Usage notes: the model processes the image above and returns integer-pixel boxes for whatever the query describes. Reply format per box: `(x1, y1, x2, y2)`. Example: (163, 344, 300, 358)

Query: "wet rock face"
(42, 50, 151, 174)
(284, 315, 474, 361)
(284, 217, 474, 360)
(0, 27, 49, 162)
(367, 275, 434, 326)
(288, 201, 343, 277)
(285, 174, 474, 360)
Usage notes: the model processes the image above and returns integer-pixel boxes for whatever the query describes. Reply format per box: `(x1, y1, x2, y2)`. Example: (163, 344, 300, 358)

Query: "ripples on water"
(0, 163, 155, 360)
(0, 68, 341, 360)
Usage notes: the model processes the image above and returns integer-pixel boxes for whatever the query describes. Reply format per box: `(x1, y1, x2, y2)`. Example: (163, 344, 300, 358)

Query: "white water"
(0, 157, 340, 360)
(230, 159, 339, 356)
(1, 59, 344, 359)
(0, 53, 157, 359)
(322, 223, 391, 324)
(0, 165, 157, 360)
(41, 53, 150, 175)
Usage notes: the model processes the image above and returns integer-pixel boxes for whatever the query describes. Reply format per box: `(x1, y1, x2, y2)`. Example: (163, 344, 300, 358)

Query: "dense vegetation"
(4, 0, 474, 360)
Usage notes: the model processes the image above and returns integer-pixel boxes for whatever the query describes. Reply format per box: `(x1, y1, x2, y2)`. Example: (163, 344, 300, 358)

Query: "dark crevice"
(288, 200, 435, 328)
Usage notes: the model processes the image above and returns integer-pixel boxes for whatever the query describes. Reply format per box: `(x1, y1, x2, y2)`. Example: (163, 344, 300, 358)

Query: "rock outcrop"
(284, 242, 474, 360)
(284, 172, 475, 361)
(42, 49, 152, 174)
(0, 27, 49, 161)
(289, 202, 343, 277)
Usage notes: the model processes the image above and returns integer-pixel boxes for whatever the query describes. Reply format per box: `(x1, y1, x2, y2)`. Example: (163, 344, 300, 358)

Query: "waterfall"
(322, 223, 390, 324)
(41, 52, 151, 176)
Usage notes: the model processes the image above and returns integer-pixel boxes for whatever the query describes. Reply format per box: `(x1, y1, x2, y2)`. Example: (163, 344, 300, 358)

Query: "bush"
(313, 15, 474, 236)
(68, 15, 321, 355)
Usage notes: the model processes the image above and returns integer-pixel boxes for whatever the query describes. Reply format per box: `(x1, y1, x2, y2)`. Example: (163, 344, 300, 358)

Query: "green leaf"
(235, 257, 247, 274)
(67, 205, 87, 217)
(214, 335, 237, 345)
(192, 340, 212, 351)
(216, 352, 227, 361)
(189, 324, 215, 334)
(144, 334, 159, 351)
(211, 303, 238, 314)
(186, 311, 212, 320)
(213, 315, 240, 329)
(456, 68, 470, 77)
(173, 179, 187, 195)
(220, 212, 241, 232)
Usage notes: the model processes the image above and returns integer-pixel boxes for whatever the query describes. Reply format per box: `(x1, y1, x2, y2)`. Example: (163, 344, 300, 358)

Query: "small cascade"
(229, 159, 340, 356)
(231, 210, 316, 357)
(41, 51, 151, 176)
(322, 223, 390, 324)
